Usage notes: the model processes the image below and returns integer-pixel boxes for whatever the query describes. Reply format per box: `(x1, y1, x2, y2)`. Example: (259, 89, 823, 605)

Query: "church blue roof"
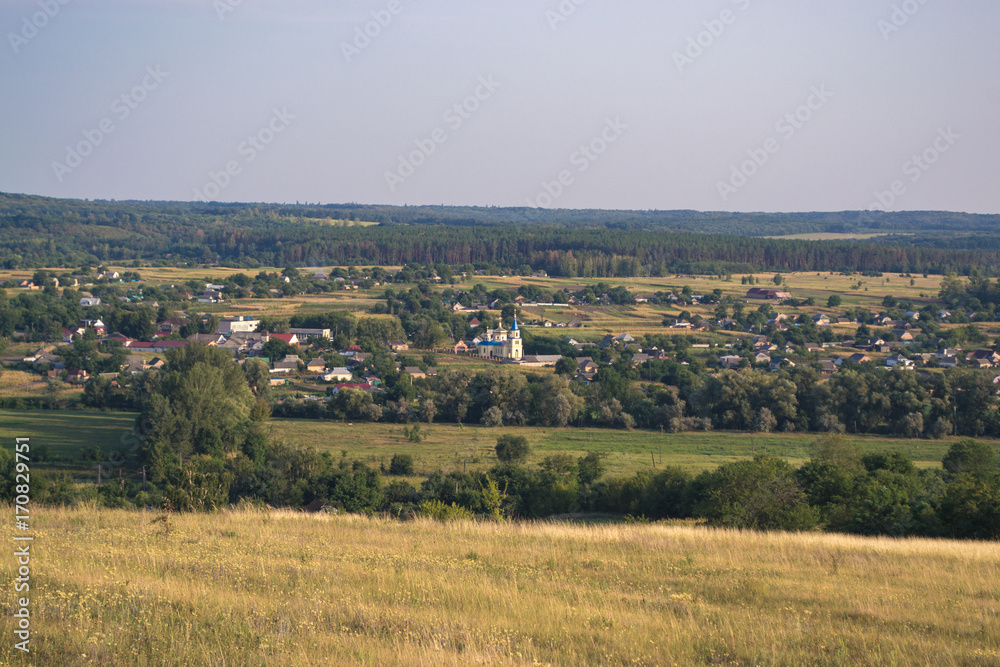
(510, 318, 519, 331)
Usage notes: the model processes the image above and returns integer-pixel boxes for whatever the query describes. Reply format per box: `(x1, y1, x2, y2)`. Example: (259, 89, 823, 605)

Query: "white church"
(474, 318, 523, 361)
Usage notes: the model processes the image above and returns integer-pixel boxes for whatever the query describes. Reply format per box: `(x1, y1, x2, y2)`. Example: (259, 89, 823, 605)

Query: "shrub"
(692, 455, 819, 531)
(389, 453, 414, 476)
(495, 434, 530, 464)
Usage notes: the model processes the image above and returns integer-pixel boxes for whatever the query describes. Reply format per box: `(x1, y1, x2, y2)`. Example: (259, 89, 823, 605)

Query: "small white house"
(80, 297, 101, 307)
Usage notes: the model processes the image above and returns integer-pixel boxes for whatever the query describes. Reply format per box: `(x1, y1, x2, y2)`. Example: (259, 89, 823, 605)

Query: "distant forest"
(2, 192, 1000, 275)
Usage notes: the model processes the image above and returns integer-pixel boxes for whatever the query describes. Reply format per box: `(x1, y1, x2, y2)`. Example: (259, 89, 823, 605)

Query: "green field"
(0, 410, 971, 482)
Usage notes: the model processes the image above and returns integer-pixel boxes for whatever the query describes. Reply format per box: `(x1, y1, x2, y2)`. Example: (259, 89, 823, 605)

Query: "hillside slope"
(3, 506, 998, 665)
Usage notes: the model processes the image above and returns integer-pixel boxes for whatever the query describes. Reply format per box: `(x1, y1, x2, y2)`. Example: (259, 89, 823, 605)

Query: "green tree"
(692, 455, 819, 531)
(495, 434, 530, 464)
(943, 439, 997, 479)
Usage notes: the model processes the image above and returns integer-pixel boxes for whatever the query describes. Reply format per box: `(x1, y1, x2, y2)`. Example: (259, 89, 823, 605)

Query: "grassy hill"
(3, 505, 998, 665)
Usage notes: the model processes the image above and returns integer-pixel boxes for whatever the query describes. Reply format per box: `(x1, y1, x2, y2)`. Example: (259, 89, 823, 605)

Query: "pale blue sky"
(1, 0, 997, 213)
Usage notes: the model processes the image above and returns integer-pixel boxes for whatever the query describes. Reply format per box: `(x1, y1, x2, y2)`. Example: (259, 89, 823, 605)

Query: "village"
(6, 267, 1000, 409)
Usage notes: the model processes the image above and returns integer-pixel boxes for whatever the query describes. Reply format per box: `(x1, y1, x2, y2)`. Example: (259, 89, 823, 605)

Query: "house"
(893, 329, 914, 342)
(575, 357, 600, 375)
(939, 355, 959, 368)
(80, 297, 101, 307)
(474, 319, 523, 361)
(388, 340, 409, 352)
(404, 367, 426, 379)
(567, 319, 583, 328)
(719, 355, 743, 369)
(886, 354, 914, 368)
(754, 352, 772, 364)
(846, 353, 872, 364)
(670, 320, 692, 329)
(217, 317, 259, 334)
(147, 357, 165, 369)
(157, 317, 186, 335)
(519, 355, 562, 367)
(319, 368, 353, 382)
(270, 333, 300, 347)
(123, 355, 145, 375)
(936, 348, 962, 359)
(67, 369, 89, 383)
(769, 357, 795, 372)
(746, 288, 791, 300)
(290, 328, 331, 340)
(128, 341, 189, 353)
(468, 318, 482, 328)
(270, 361, 298, 373)
(904, 312, 921, 320)
(198, 290, 223, 304)
(967, 350, 1000, 365)
(812, 313, 831, 326)
(818, 359, 839, 377)
(306, 357, 327, 373)
(187, 333, 225, 346)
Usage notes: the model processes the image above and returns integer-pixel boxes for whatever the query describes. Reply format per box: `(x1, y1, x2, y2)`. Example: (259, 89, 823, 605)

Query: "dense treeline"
(81, 339, 1000, 439)
(2, 192, 1000, 275)
(9, 343, 996, 540)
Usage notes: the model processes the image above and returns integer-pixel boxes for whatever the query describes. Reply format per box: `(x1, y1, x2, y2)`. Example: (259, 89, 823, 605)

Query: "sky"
(1, 0, 997, 214)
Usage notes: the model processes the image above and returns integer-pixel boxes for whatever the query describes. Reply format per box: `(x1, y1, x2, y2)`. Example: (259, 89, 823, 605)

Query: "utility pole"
(96, 464, 101, 485)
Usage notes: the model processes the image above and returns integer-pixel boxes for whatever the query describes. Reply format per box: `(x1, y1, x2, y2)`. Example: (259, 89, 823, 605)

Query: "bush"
(692, 455, 819, 531)
(943, 439, 997, 479)
(389, 453, 414, 476)
(495, 434, 530, 464)
(419, 499, 474, 521)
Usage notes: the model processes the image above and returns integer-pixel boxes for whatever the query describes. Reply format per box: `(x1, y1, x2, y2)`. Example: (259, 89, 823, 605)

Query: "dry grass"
(2, 505, 999, 666)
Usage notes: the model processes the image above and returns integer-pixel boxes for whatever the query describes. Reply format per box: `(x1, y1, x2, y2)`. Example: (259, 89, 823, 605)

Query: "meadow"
(2, 505, 998, 666)
(0, 409, 971, 484)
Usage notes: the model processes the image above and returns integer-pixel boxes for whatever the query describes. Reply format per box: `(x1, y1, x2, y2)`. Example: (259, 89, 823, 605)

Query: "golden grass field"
(2, 505, 999, 666)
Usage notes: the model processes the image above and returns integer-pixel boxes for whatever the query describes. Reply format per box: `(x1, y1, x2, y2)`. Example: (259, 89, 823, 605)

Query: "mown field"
(2, 505, 998, 665)
(0, 410, 975, 483)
